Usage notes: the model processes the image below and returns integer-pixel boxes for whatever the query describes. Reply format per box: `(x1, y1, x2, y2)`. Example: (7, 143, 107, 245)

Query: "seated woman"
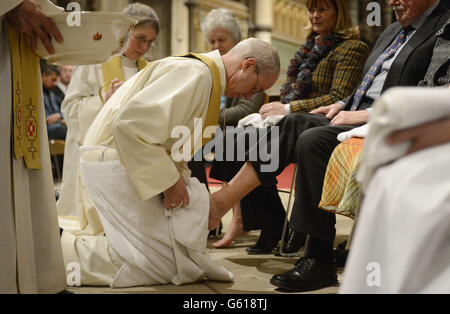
(210, 0, 369, 253)
(57, 3, 160, 217)
(196, 8, 266, 243)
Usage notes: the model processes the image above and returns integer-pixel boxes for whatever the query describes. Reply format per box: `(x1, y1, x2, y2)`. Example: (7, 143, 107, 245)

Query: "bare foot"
(208, 184, 235, 230)
(212, 219, 247, 248)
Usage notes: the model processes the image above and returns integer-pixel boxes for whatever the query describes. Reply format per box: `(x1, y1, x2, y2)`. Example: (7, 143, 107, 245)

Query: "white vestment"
(58, 55, 140, 217)
(0, 5, 66, 293)
(60, 51, 233, 287)
(340, 143, 450, 293)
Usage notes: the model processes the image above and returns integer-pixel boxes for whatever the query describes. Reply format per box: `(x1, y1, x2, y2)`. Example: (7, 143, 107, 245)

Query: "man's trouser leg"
(289, 125, 353, 260)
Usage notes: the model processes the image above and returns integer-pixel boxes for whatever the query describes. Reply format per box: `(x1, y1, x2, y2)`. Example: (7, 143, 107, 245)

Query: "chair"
(49, 139, 65, 181)
(277, 165, 311, 256)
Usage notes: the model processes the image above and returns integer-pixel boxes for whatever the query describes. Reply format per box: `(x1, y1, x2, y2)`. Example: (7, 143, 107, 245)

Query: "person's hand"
(329, 110, 369, 126)
(310, 102, 343, 120)
(163, 176, 190, 209)
(46, 113, 61, 125)
(6, 0, 64, 54)
(259, 102, 286, 119)
(385, 118, 450, 155)
(105, 78, 125, 102)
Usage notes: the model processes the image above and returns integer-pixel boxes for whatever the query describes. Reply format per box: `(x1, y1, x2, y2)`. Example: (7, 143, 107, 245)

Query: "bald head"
(226, 38, 280, 78)
(222, 38, 280, 99)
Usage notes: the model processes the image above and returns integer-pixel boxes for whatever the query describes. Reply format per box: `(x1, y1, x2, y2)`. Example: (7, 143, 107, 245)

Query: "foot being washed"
(208, 183, 236, 230)
(212, 204, 248, 248)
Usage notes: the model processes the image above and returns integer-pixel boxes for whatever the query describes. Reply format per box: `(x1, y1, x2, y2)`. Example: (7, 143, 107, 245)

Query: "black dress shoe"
(246, 229, 277, 255)
(273, 230, 306, 257)
(270, 257, 338, 292)
(333, 241, 349, 268)
(246, 244, 274, 255)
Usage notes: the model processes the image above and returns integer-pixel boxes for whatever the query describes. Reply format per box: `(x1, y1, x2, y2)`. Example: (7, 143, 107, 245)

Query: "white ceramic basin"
(36, 11, 137, 65)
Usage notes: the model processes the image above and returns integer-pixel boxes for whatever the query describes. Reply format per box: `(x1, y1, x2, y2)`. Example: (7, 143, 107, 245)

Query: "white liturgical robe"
(60, 51, 233, 287)
(0, 1, 66, 294)
(58, 55, 142, 217)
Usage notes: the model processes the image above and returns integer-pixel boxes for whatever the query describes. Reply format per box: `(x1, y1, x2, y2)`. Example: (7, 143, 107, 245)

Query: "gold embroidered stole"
(100, 55, 147, 103)
(7, 21, 42, 169)
(182, 53, 221, 148)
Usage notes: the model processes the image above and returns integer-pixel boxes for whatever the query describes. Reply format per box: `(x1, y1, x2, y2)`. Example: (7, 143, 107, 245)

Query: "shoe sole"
(277, 251, 302, 257)
(270, 277, 338, 292)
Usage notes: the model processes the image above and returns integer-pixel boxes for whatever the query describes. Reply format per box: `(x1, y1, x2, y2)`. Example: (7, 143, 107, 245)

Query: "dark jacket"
(344, 2, 450, 110)
(419, 17, 450, 86)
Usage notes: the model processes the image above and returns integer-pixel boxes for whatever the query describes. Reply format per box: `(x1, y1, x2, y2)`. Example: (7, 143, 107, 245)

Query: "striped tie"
(350, 27, 411, 111)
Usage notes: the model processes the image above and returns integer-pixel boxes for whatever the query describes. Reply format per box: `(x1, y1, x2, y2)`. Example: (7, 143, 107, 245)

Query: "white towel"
(78, 146, 233, 288)
(358, 87, 450, 192)
(337, 124, 369, 142)
(237, 113, 284, 128)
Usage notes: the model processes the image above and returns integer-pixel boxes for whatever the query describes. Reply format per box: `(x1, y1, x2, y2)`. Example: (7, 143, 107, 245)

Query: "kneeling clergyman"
(60, 38, 280, 287)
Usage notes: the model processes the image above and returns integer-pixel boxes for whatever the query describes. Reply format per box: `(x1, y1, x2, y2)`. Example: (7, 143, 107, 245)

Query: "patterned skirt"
(319, 138, 364, 218)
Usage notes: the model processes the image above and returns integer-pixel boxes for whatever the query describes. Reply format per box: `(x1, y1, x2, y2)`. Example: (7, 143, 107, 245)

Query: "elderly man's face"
(389, 0, 436, 27)
(225, 58, 277, 100)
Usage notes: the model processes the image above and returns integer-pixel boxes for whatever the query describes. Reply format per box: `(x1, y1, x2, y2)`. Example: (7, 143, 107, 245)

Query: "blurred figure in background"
(41, 61, 67, 140)
(52, 65, 73, 109)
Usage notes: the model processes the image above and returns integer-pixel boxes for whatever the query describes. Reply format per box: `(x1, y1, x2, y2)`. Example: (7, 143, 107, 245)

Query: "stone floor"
(60, 183, 353, 295)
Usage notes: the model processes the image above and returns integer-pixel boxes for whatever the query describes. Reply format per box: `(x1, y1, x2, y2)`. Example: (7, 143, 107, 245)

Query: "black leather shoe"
(273, 230, 306, 257)
(246, 245, 274, 255)
(270, 257, 338, 292)
(333, 241, 349, 268)
(246, 229, 278, 255)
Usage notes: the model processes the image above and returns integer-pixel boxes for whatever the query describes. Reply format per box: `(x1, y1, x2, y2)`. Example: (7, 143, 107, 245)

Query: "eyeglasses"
(251, 64, 264, 95)
(133, 33, 156, 47)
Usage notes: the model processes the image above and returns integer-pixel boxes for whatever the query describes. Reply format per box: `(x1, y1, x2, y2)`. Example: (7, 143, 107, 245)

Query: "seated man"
(340, 86, 450, 293)
(60, 38, 280, 287)
(320, 16, 450, 219)
(41, 62, 67, 140)
(209, 0, 449, 292)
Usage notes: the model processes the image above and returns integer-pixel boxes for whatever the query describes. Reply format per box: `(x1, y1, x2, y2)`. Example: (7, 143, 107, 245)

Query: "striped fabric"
(319, 138, 364, 218)
(289, 40, 369, 113)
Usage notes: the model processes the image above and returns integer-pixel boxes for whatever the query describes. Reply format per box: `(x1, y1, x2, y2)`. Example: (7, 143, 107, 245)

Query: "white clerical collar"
(121, 54, 139, 68)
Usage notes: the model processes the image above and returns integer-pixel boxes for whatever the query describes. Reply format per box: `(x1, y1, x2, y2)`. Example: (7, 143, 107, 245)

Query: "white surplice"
(0, 4, 66, 293)
(60, 51, 233, 287)
(340, 143, 450, 293)
(57, 55, 140, 217)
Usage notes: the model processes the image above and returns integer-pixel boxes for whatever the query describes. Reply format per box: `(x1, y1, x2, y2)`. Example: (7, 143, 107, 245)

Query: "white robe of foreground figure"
(340, 144, 450, 293)
(0, 1, 66, 294)
(60, 50, 234, 287)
